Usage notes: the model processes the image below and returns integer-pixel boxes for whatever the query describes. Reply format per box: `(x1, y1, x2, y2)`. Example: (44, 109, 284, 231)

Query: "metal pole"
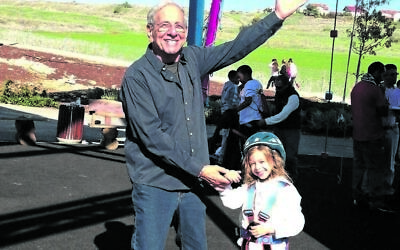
(343, 0, 359, 102)
(323, 0, 339, 156)
(187, 0, 205, 46)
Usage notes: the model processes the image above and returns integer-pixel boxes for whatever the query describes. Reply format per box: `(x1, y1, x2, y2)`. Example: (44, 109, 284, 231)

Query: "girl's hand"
(224, 170, 242, 183)
(249, 223, 275, 238)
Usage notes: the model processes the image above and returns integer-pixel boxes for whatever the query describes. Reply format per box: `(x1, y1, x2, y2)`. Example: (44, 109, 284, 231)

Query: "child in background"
(267, 61, 280, 89)
(221, 132, 304, 250)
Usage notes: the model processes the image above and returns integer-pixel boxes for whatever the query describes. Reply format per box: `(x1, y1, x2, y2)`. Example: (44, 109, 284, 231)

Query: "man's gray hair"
(147, 1, 187, 27)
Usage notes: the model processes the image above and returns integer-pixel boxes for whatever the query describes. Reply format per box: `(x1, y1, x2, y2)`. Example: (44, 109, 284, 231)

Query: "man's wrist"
(198, 168, 204, 178)
(198, 165, 208, 178)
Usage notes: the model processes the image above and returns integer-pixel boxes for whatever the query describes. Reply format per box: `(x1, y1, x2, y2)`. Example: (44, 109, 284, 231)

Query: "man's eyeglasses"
(152, 22, 186, 34)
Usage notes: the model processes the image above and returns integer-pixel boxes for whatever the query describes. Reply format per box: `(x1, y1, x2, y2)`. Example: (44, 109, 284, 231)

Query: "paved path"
(0, 142, 330, 250)
(7, 104, 396, 250)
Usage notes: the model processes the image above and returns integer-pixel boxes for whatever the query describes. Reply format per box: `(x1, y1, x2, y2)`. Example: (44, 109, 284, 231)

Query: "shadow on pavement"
(94, 221, 133, 250)
(297, 155, 399, 250)
(1, 142, 398, 249)
(0, 190, 132, 248)
(0, 142, 125, 163)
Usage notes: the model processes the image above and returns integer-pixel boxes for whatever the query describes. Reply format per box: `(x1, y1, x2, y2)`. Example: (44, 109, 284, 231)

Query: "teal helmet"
(243, 132, 286, 161)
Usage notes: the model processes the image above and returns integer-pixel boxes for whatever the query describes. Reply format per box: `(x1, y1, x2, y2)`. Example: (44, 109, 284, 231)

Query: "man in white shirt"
(236, 65, 263, 141)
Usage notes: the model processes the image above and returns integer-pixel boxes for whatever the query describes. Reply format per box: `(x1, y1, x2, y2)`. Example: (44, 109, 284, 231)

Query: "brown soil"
(0, 45, 126, 91)
(0, 44, 274, 102)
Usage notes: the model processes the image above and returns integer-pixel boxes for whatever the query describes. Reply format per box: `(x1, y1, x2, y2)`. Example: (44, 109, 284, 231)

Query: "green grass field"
(1, 0, 399, 101)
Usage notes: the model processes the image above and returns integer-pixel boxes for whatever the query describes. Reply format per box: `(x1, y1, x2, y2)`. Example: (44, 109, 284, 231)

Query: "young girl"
(221, 132, 305, 250)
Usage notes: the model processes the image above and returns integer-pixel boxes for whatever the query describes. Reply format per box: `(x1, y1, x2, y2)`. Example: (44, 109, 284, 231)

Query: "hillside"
(0, 0, 399, 101)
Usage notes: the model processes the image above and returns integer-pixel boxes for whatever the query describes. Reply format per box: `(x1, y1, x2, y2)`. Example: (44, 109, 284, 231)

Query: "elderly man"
(119, 0, 307, 249)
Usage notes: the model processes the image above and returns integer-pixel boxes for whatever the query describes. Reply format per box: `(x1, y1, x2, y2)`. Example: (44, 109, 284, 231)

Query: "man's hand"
(199, 165, 231, 191)
(275, 0, 308, 20)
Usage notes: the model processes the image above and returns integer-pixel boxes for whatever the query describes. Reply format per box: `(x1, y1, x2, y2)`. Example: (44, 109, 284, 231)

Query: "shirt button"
(191, 149, 194, 153)
(187, 117, 190, 121)
(189, 132, 193, 136)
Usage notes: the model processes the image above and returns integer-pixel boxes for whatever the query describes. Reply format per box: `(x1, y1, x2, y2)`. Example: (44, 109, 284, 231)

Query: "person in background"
(212, 70, 240, 164)
(351, 61, 391, 211)
(220, 132, 304, 250)
(280, 59, 289, 79)
(257, 74, 301, 181)
(397, 79, 400, 165)
(382, 64, 400, 195)
(118, 0, 308, 249)
(288, 58, 298, 88)
(267, 59, 279, 89)
(236, 65, 264, 142)
(222, 70, 241, 114)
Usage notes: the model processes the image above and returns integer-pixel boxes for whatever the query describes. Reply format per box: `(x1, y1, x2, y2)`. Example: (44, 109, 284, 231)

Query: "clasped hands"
(199, 165, 242, 192)
(247, 222, 276, 238)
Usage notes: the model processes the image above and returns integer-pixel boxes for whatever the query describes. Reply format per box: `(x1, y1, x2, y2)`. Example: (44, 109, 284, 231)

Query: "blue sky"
(49, 0, 400, 12)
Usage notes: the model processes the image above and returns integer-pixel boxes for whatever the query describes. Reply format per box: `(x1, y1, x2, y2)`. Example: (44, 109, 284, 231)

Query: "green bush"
(113, 1, 132, 14)
(85, 87, 106, 100)
(204, 94, 353, 138)
(0, 80, 58, 107)
(300, 98, 352, 137)
(101, 88, 119, 101)
(113, 5, 123, 14)
(205, 95, 222, 125)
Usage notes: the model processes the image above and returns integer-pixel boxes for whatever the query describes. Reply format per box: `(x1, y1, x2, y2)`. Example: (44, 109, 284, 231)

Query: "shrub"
(113, 5, 123, 14)
(101, 88, 119, 101)
(0, 80, 58, 107)
(113, 1, 132, 14)
(86, 87, 106, 100)
(204, 94, 353, 138)
(300, 98, 352, 137)
(205, 95, 222, 124)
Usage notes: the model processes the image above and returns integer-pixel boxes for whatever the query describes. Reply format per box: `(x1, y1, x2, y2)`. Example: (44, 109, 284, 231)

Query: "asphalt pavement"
(1, 103, 398, 250)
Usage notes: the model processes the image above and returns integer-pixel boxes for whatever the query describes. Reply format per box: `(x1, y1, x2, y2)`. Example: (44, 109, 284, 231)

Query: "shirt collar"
(361, 73, 378, 86)
(145, 44, 187, 72)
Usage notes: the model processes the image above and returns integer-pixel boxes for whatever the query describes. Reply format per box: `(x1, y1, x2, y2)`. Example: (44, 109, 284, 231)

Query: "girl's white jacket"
(220, 177, 305, 241)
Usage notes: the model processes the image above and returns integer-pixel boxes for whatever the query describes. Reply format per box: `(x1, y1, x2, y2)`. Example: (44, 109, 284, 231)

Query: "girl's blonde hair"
(242, 145, 292, 185)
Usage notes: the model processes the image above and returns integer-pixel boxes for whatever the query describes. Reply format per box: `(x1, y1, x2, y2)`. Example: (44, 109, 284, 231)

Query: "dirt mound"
(0, 45, 126, 93)
(0, 44, 229, 99)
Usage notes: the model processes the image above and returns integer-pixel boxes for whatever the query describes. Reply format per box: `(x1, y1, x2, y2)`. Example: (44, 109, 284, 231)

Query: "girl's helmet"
(243, 132, 286, 161)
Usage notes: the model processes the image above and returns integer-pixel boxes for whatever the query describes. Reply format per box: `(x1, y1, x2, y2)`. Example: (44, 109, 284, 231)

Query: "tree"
(346, 0, 396, 82)
(303, 4, 319, 17)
